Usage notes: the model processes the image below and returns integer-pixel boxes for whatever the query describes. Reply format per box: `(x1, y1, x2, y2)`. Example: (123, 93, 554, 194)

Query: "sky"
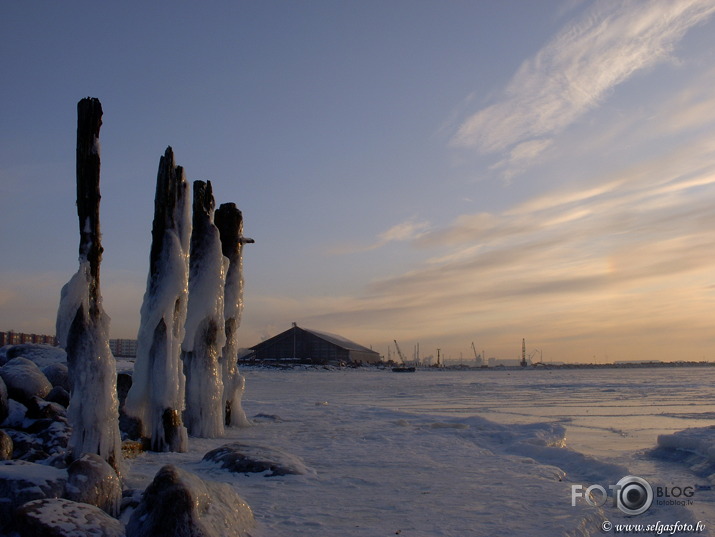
(1, 0, 715, 364)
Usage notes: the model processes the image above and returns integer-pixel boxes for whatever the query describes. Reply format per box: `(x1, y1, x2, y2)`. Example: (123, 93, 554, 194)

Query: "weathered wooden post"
(215, 203, 254, 426)
(56, 97, 122, 472)
(182, 180, 226, 438)
(124, 147, 190, 452)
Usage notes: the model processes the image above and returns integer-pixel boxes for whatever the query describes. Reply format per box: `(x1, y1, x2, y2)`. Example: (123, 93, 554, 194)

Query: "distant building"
(246, 323, 381, 365)
(0, 331, 57, 347)
(109, 338, 138, 358)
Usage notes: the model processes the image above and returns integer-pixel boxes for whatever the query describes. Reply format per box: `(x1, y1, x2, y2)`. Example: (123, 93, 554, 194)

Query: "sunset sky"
(2, 1, 714, 363)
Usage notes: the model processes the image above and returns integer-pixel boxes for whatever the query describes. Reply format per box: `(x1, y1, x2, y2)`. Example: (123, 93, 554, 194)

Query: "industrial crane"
(392, 340, 415, 372)
(394, 340, 407, 364)
(471, 342, 483, 366)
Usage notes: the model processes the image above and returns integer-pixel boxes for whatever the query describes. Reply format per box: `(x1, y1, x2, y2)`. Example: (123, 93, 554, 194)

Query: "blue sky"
(2, 1, 715, 363)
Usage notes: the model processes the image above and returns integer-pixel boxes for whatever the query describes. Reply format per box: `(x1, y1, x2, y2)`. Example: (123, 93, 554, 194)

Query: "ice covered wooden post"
(56, 97, 123, 472)
(215, 203, 254, 427)
(124, 147, 190, 452)
(182, 180, 227, 438)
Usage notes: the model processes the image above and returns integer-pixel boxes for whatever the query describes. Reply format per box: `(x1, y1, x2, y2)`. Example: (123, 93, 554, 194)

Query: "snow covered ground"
(121, 365, 715, 536)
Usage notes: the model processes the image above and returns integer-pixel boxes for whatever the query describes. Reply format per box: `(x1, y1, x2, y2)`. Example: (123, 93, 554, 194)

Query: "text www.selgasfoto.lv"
(601, 519, 706, 534)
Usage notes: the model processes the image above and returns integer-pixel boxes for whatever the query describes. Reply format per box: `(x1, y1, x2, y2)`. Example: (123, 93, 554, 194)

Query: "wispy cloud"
(451, 0, 715, 176)
(327, 217, 430, 255)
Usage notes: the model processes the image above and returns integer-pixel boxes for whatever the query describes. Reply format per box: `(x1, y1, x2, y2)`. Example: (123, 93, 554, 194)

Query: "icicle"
(182, 181, 227, 438)
(215, 203, 254, 427)
(124, 147, 190, 452)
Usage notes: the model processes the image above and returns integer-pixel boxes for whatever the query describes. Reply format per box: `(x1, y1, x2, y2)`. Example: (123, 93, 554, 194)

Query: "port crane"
(392, 340, 415, 372)
(471, 342, 483, 366)
(394, 340, 408, 364)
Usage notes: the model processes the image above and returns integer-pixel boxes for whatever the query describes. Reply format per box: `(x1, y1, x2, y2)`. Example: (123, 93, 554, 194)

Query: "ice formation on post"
(55, 97, 122, 472)
(215, 203, 254, 427)
(124, 147, 190, 452)
(182, 181, 227, 438)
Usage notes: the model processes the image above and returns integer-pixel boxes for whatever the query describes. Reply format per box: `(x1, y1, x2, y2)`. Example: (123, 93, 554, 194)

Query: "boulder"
(3, 398, 29, 429)
(0, 430, 12, 460)
(203, 442, 312, 476)
(47, 386, 71, 408)
(64, 453, 122, 516)
(125, 464, 254, 537)
(43, 362, 71, 392)
(2, 344, 66, 369)
(26, 396, 67, 421)
(5, 429, 38, 458)
(15, 498, 125, 537)
(36, 419, 72, 456)
(0, 357, 52, 405)
(0, 460, 66, 530)
(0, 375, 8, 424)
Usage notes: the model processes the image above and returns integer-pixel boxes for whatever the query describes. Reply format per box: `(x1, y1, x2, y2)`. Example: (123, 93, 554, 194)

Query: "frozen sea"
(124, 365, 715, 536)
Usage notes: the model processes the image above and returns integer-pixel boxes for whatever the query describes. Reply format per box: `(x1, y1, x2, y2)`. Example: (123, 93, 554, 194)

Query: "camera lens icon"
(615, 476, 653, 515)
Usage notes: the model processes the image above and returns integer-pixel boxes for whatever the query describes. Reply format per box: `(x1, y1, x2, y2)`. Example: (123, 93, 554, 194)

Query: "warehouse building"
(246, 323, 381, 365)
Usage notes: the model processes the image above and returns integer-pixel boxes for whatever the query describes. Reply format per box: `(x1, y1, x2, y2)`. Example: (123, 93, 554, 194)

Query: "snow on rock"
(64, 453, 122, 516)
(0, 375, 8, 423)
(0, 460, 67, 530)
(43, 362, 71, 392)
(0, 357, 53, 405)
(0, 344, 67, 369)
(202, 442, 314, 477)
(125, 464, 254, 537)
(15, 497, 125, 537)
(3, 399, 29, 428)
(653, 426, 715, 479)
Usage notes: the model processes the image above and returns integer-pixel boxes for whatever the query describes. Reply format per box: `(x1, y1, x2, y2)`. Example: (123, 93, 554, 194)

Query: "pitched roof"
(301, 327, 378, 355)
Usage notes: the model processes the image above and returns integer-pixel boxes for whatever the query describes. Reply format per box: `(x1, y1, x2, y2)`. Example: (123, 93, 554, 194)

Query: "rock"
(26, 396, 67, 421)
(15, 498, 125, 537)
(0, 357, 52, 405)
(64, 453, 122, 516)
(0, 460, 67, 530)
(0, 430, 12, 460)
(203, 442, 312, 476)
(5, 429, 41, 459)
(43, 362, 71, 392)
(125, 464, 254, 537)
(47, 386, 71, 408)
(0, 375, 8, 424)
(36, 420, 72, 456)
(2, 344, 66, 369)
(3, 398, 28, 428)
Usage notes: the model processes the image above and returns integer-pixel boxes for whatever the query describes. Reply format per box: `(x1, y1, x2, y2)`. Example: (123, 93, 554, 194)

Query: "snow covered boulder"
(125, 464, 254, 537)
(0, 375, 8, 423)
(43, 362, 71, 392)
(0, 460, 67, 530)
(26, 396, 67, 421)
(15, 498, 125, 537)
(0, 357, 53, 405)
(202, 442, 313, 476)
(64, 453, 122, 516)
(0, 430, 12, 460)
(1, 344, 67, 369)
